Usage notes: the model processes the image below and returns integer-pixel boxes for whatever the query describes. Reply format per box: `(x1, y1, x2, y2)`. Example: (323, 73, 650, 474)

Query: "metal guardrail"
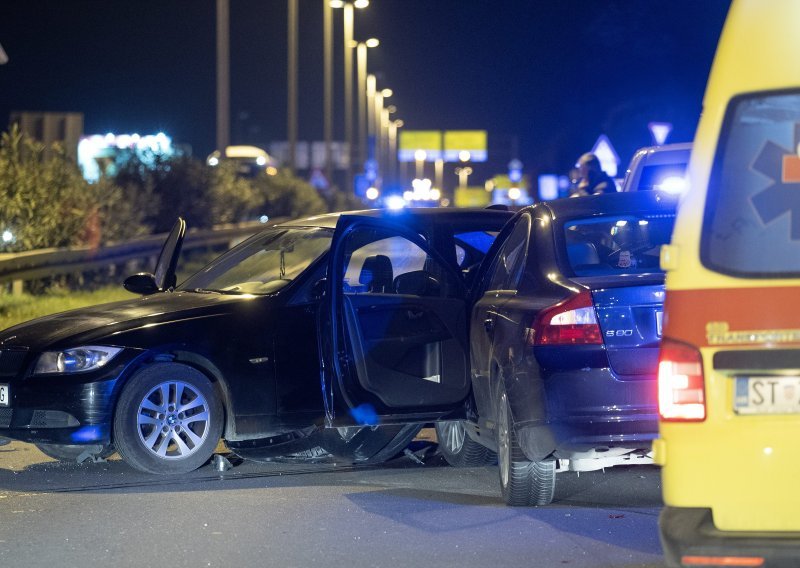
(0, 218, 287, 292)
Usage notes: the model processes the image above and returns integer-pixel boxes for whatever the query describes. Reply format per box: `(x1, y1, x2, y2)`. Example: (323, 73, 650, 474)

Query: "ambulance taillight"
(658, 338, 706, 422)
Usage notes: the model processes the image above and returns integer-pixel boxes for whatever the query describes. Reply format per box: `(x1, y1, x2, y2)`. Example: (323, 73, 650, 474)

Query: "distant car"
(436, 191, 677, 506)
(206, 145, 278, 177)
(0, 208, 512, 474)
(620, 142, 691, 194)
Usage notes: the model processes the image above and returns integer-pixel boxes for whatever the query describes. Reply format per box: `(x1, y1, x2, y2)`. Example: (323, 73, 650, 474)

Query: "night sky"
(0, 0, 732, 183)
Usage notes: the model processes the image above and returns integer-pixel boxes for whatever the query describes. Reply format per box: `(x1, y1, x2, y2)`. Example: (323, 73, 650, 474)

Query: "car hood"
(0, 291, 254, 351)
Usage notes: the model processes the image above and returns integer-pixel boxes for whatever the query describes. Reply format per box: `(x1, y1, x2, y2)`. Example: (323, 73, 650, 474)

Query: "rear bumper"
(543, 367, 657, 450)
(661, 506, 800, 568)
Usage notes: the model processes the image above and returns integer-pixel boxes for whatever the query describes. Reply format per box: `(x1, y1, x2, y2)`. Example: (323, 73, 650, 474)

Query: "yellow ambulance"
(655, 1, 800, 566)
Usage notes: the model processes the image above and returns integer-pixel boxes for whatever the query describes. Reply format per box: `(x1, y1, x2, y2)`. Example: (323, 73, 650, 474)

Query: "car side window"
(486, 215, 531, 292)
(341, 228, 458, 298)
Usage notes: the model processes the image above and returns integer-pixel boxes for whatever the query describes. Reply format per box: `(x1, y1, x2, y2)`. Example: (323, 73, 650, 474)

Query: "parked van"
(655, 1, 800, 566)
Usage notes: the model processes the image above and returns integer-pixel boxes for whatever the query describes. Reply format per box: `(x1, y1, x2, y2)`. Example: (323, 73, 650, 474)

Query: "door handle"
(484, 318, 495, 333)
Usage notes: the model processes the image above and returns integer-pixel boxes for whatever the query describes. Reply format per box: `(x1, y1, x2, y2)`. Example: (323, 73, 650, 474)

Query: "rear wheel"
(497, 391, 555, 506)
(435, 420, 496, 467)
(113, 363, 223, 474)
(35, 443, 115, 462)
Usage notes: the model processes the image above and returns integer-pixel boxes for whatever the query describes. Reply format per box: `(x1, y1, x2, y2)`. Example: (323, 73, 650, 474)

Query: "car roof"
(534, 190, 679, 224)
(277, 207, 514, 230)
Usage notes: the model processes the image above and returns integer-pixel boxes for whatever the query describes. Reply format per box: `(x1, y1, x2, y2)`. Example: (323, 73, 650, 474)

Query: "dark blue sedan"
(435, 191, 677, 506)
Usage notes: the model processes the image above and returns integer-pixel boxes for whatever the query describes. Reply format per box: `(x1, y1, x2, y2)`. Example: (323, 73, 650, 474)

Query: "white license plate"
(0, 384, 8, 407)
(735, 376, 800, 415)
(656, 310, 664, 337)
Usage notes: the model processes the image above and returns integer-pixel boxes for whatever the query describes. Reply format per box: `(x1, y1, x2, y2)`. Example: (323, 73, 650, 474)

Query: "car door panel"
(343, 293, 467, 408)
(322, 216, 470, 426)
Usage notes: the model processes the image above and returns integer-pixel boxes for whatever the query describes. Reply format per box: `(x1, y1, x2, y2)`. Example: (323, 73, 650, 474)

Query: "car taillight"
(658, 337, 706, 421)
(531, 290, 602, 346)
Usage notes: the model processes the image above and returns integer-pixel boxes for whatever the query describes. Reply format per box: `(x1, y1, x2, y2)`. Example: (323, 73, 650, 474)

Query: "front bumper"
(0, 378, 118, 444)
(661, 506, 800, 568)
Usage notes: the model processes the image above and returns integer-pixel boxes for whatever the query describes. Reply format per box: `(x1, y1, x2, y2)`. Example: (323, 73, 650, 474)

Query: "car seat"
(567, 242, 600, 268)
(359, 255, 394, 293)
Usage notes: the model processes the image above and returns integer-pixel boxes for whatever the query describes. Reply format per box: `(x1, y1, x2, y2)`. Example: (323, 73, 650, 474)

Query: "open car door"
(321, 216, 471, 427)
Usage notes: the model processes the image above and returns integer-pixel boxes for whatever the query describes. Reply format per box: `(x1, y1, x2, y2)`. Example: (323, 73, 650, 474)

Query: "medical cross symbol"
(751, 124, 800, 239)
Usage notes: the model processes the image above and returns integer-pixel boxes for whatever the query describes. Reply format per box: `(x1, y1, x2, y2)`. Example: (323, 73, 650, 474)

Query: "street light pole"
(343, 2, 354, 191)
(455, 166, 473, 189)
(323, 0, 333, 185)
(356, 43, 367, 170)
(415, 149, 427, 180)
(388, 119, 402, 187)
(287, 0, 298, 173)
(216, 0, 230, 152)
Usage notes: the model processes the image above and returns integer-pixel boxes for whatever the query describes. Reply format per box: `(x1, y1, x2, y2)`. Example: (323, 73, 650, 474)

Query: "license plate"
(655, 310, 663, 337)
(0, 384, 8, 407)
(735, 376, 800, 415)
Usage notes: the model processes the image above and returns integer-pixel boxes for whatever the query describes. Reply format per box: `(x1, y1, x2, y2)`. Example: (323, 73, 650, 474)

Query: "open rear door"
(320, 216, 470, 426)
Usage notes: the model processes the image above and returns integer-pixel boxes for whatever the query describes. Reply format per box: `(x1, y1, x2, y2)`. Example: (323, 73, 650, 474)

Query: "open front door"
(321, 216, 470, 426)
(124, 218, 186, 295)
(153, 218, 186, 290)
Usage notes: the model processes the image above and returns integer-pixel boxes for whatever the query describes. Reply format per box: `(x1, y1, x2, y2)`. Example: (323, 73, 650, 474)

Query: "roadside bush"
(207, 162, 264, 224)
(0, 126, 120, 252)
(251, 171, 327, 220)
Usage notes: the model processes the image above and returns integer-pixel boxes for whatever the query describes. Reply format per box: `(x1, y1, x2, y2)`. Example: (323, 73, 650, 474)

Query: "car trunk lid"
(575, 275, 665, 378)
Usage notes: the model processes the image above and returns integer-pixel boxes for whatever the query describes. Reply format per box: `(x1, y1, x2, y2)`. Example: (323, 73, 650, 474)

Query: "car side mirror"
(123, 273, 160, 296)
(310, 278, 327, 300)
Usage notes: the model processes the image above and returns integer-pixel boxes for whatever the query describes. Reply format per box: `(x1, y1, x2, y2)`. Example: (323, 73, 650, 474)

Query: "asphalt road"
(0, 439, 666, 568)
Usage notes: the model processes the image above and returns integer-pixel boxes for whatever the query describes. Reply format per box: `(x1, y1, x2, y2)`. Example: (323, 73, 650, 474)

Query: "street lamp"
(356, 39, 379, 170)
(388, 118, 403, 187)
(415, 149, 427, 180)
(455, 166, 473, 189)
(331, 0, 370, 193)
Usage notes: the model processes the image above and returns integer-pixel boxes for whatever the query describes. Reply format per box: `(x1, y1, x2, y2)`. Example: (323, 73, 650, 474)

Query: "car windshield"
(563, 213, 675, 276)
(180, 227, 333, 295)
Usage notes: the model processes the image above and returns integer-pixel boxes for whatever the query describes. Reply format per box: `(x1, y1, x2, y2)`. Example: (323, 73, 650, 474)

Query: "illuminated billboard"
(398, 130, 442, 162)
(443, 130, 487, 162)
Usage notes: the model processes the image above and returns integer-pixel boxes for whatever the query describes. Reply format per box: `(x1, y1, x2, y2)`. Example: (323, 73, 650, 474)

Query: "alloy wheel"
(439, 420, 466, 454)
(136, 380, 211, 460)
(498, 393, 511, 487)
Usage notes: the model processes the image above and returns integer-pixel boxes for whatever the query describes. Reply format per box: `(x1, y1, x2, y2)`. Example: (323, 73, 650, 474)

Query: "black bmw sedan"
(0, 207, 511, 473)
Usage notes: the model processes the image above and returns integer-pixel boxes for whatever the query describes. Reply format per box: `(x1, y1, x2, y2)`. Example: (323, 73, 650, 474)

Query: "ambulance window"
(702, 91, 800, 277)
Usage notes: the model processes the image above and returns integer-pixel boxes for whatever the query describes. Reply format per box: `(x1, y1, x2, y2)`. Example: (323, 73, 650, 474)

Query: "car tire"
(435, 420, 496, 467)
(497, 391, 556, 506)
(35, 443, 115, 462)
(113, 363, 223, 475)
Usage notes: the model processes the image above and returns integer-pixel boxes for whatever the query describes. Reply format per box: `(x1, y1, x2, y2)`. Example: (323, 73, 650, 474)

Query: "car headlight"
(34, 346, 123, 375)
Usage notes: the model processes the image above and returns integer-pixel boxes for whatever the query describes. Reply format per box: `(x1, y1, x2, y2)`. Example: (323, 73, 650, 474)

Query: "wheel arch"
(495, 357, 556, 463)
(110, 349, 234, 442)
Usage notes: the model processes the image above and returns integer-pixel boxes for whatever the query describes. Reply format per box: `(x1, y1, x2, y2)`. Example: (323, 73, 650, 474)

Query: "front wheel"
(497, 391, 556, 506)
(113, 363, 223, 474)
(435, 420, 496, 467)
